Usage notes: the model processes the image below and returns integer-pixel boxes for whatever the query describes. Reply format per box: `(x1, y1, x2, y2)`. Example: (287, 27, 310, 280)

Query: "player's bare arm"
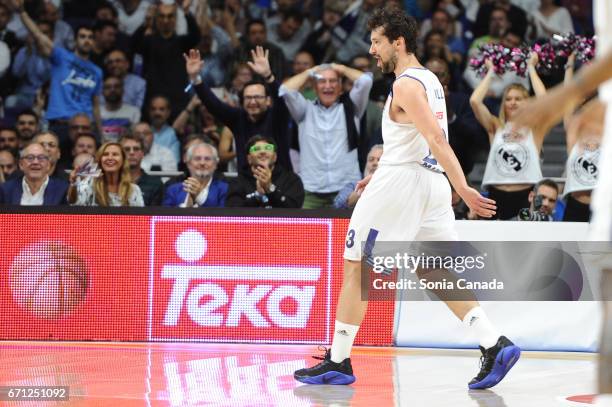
(393, 77, 496, 218)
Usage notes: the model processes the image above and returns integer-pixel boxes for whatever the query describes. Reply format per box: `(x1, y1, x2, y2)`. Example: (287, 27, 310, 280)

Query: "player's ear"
(394, 36, 404, 50)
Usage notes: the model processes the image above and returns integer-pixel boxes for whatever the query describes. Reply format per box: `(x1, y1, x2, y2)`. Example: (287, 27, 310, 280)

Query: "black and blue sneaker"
(469, 336, 521, 390)
(294, 347, 356, 385)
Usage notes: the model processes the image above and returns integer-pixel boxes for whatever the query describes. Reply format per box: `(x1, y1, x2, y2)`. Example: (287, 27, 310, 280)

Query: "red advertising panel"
(0, 213, 393, 346)
(0, 214, 149, 340)
(150, 217, 332, 343)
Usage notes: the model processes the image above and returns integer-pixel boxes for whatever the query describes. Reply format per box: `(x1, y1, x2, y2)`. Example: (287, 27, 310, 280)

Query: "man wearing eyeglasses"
(280, 62, 373, 208)
(0, 142, 68, 205)
(226, 135, 304, 208)
(184, 46, 293, 172)
(163, 142, 228, 208)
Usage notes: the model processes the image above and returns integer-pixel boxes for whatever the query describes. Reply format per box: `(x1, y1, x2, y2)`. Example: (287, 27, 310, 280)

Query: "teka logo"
(149, 217, 333, 344)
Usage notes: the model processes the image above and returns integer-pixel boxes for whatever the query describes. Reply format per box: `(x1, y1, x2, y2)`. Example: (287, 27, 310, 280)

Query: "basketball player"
(294, 7, 521, 389)
(513, 2, 612, 402)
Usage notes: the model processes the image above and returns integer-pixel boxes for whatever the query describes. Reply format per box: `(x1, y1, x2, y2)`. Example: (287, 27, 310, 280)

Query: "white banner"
(394, 221, 601, 351)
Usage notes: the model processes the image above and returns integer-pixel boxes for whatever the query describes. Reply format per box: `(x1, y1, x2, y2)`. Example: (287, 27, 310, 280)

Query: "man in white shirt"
(100, 76, 141, 143)
(132, 122, 177, 171)
(0, 143, 69, 205)
(280, 63, 373, 208)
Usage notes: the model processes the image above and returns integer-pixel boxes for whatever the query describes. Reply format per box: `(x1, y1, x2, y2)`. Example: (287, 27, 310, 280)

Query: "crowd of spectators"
(0, 0, 598, 221)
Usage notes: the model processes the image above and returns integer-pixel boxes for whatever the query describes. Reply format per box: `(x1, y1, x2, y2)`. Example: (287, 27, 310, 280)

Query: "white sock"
(330, 320, 360, 363)
(593, 394, 612, 407)
(463, 306, 501, 349)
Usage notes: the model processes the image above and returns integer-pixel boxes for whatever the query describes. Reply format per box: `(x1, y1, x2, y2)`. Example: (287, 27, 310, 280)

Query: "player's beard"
(381, 52, 398, 74)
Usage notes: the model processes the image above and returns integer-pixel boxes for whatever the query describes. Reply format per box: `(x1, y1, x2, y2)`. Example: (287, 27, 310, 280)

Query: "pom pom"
(470, 34, 596, 78)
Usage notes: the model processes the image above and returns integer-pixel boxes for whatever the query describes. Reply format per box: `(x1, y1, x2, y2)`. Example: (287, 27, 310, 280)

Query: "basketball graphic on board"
(9, 241, 88, 319)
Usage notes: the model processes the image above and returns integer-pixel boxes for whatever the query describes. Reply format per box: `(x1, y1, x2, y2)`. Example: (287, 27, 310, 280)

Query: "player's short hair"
(367, 7, 418, 55)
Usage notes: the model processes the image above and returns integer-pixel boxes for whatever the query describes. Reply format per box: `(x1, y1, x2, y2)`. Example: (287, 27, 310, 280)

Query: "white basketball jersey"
(379, 67, 448, 173)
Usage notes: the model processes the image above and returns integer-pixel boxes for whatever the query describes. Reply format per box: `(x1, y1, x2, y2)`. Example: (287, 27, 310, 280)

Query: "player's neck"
(393, 53, 423, 76)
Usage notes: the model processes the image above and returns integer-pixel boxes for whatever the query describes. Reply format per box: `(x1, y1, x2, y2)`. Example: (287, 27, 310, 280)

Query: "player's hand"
(459, 187, 496, 218)
(354, 174, 372, 195)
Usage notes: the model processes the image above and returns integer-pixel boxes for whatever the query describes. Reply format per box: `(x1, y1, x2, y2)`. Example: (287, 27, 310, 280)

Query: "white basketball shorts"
(343, 163, 458, 261)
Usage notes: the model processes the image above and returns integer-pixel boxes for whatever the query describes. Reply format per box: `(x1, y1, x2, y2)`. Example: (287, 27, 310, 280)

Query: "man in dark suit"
(0, 142, 68, 205)
(162, 142, 228, 208)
